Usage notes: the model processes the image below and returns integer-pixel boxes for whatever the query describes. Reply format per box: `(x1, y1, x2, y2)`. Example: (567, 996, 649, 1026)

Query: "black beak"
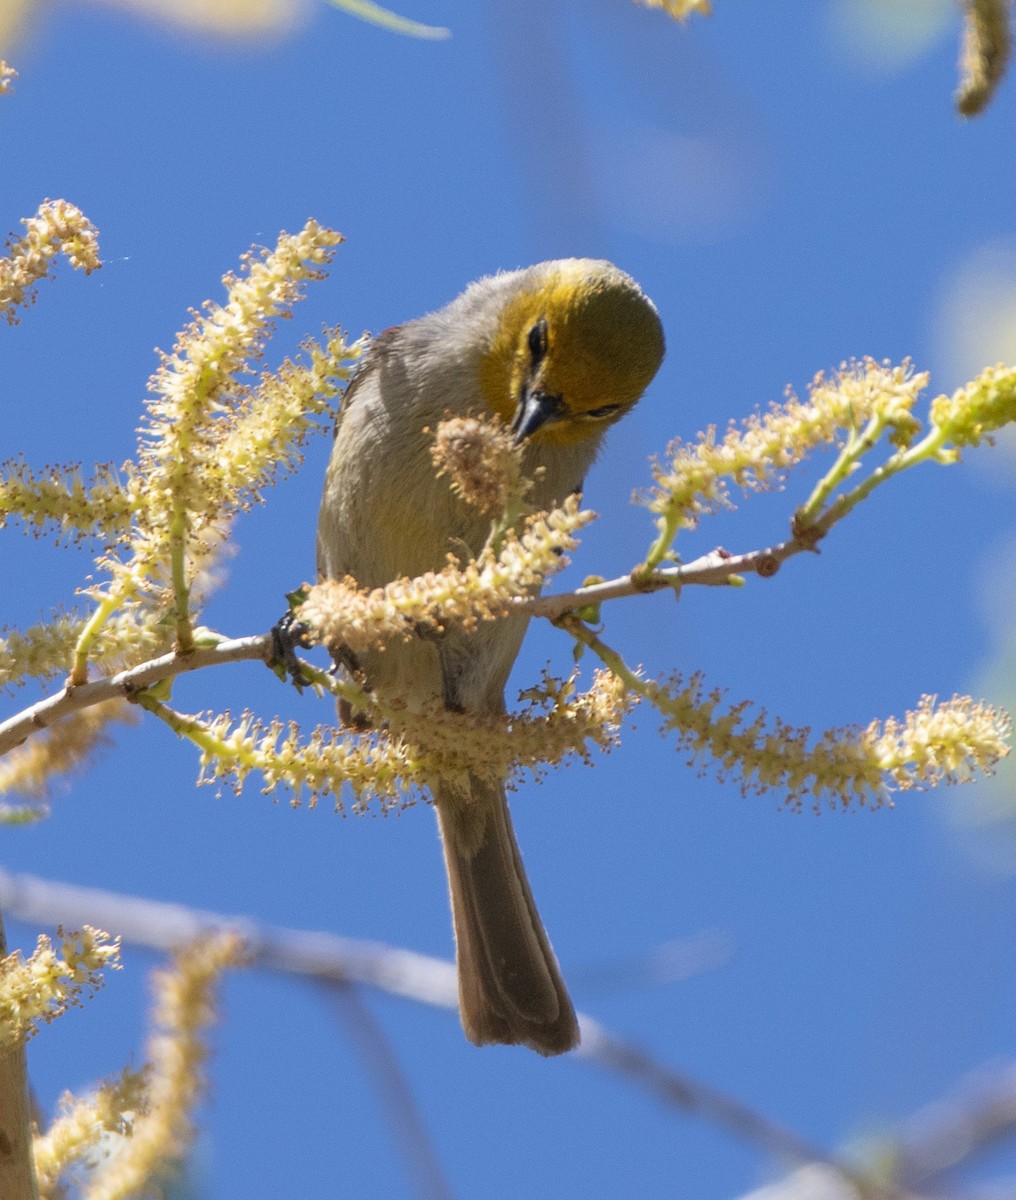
(511, 388, 562, 444)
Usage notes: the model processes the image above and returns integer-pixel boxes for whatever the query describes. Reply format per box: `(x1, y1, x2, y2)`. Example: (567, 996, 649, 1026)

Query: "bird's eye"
(586, 403, 621, 420)
(528, 318, 549, 365)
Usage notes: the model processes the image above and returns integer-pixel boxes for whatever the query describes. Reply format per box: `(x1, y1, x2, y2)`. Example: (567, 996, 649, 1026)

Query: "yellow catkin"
(930, 362, 1016, 448)
(168, 667, 628, 813)
(300, 494, 593, 654)
(648, 675, 1010, 812)
(0, 609, 174, 691)
(94, 225, 352, 616)
(0, 200, 100, 323)
(644, 359, 928, 538)
(0, 928, 121, 1050)
(82, 933, 244, 1200)
(430, 414, 526, 515)
(957, 0, 1012, 116)
(34, 1070, 148, 1197)
(0, 458, 133, 542)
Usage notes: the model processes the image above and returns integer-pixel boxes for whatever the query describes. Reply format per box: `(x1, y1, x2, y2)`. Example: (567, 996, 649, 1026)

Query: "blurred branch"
(321, 982, 454, 1200)
(895, 1060, 1016, 1190)
(0, 869, 895, 1197)
(738, 1059, 1016, 1200)
(569, 929, 732, 994)
(575, 1022, 908, 1200)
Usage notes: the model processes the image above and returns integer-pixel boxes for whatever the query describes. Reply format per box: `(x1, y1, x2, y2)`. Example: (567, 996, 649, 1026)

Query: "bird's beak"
(511, 388, 562, 445)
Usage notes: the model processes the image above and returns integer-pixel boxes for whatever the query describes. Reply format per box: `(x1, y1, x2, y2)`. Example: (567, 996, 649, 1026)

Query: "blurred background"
(3, 0, 1016, 1196)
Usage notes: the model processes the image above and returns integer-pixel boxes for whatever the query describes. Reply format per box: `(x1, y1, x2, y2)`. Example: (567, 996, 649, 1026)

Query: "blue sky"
(3, 1, 1016, 1197)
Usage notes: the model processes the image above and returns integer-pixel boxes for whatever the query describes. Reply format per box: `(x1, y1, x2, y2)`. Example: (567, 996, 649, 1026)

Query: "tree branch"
(0, 636, 272, 758)
(0, 869, 894, 1196)
(0, 534, 810, 760)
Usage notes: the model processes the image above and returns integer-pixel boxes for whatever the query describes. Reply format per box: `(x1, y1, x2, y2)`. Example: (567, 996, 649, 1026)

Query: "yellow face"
(478, 262, 665, 447)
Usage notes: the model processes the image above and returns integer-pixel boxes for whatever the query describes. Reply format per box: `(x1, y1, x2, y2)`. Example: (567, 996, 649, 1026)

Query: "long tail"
(435, 776, 580, 1056)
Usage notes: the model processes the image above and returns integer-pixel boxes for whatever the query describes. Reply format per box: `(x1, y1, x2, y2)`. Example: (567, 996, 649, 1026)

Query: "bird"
(317, 259, 665, 1055)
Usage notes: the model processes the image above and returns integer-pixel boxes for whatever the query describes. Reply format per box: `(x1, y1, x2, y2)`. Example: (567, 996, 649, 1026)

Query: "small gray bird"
(317, 259, 665, 1054)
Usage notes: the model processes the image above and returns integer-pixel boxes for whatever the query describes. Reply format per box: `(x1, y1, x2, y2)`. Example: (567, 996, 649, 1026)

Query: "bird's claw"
(269, 608, 313, 691)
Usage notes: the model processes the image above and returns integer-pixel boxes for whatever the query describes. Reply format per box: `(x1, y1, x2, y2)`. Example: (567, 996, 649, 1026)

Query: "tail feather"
(436, 777, 580, 1056)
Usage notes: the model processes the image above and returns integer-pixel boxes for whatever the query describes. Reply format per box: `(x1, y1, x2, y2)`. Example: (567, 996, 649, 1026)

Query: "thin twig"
(524, 537, 809, 620)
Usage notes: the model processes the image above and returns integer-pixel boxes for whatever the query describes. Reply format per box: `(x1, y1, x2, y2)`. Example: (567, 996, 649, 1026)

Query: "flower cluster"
(105, 223, 349, 629)
(642, 358, 929, 558)
(430, 414, 526, 515)
(0, 199, 101, 323)
(375, 667, 632, 801)
(229, 327, 361, 506)
(0, 610, 174, 692)
(646, 674, 1010, 813)
(153, 666, 628, 813)
(875, 694, 1013, 790)
(190, 706, 419, 811)
(300, 493, 594, 654)
(0, 458, 133, 543)
(0, 218, 355, 690)
(0, 927, 121, 1049)
(33, 1069, 148, 1195)
(80, 932, 244, 1200)
(18, 220, 360, 683)
(563, 621, 1010, 813)
(930, 361, 1016, 451)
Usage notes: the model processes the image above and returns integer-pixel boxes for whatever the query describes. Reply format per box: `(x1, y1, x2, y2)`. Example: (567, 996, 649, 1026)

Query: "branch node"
(629, 564, 658, 592)
(790, 512, 824, 552)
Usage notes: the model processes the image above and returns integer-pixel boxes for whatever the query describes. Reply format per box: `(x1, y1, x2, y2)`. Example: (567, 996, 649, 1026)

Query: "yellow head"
(477, 259, 665, 447)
